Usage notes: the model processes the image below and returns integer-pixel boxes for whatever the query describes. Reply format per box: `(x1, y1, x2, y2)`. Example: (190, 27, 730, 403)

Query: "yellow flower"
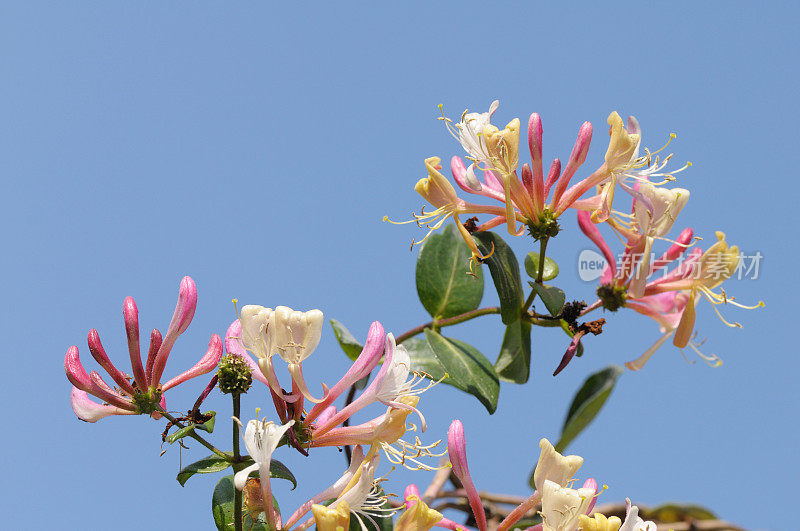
(578, 513, 622, 531)
(674, 231, 764, 349)
(395, 496, 443, 531)
(312, 500, 351, 531)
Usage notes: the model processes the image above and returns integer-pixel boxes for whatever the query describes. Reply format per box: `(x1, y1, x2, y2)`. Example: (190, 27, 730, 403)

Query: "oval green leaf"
(416, 224, 484, 319)
(495, 319, 532, 384)
(179, 454, 296, 490)
(424, 329, 499, 414)
(524, 252, 559, 281)
(528, 282, 565, 317)
(555, 365, 624, 453)
(473, 231, 523, 324)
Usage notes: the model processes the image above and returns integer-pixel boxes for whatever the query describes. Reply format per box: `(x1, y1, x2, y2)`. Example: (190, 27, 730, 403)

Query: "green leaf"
(267, 459, 297, 490)
(165, 411, 216, 444)
(424, 329, 499, 414)
(528, 282, 565, 317)
(330, 319, 363, 361)
(403, 337, 447, 381)
(495, 319, 532, 384)
(212, 474, 276, 531)
(178, 454, 234, 486)
(524, 252, 559, 281)
(178, 454, 297, 490)
(416, 224, 484, 319)
(555, 365, 624, 453)
(330, 319, 371, 389)
(473, 231, 523, 324)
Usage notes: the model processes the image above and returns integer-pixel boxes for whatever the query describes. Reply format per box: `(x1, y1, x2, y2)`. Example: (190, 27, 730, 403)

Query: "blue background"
(2, 3, 795, 530)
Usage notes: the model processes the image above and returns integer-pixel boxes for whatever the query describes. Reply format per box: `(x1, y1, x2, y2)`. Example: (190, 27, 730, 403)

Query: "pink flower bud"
(162, 333, 223, 391)
(447, 420, 486, 531)
(123, 296, 148, 392)
(150, 276, 198, 385)
(87, 329, 135, 395)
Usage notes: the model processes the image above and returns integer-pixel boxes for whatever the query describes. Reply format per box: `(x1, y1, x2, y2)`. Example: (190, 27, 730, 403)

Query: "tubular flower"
(540, 480, 595, 531)
(603, 180, 690, 299)
(533, 439, 584, 493)
(314, 333, 438, 437)
(330, 455, 397, 531)
(312, 500, 351, 531)
(311, 396, 446, 471)
(444, 102, 599, 239)
(618, 499, 656, 531)
(385, 156, 510, 261)
(284, 446, 366, 530)
(234, 304, 324, 403)
(64, 276, 222, 422)
(395, 494, 443, 531)
(578, 513, 622, 531)
(578, 213, 762, 370)
(447, 420, 487, 531)
(233, 417, 295, 530)
(584, 112, 691, 225)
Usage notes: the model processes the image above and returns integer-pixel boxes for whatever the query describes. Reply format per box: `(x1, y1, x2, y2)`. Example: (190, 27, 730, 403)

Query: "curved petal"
(70, 388, 136, 422)
(151, 276, 198, 385)
(234, 462, 259, 491)
(162, 334, 223, 391)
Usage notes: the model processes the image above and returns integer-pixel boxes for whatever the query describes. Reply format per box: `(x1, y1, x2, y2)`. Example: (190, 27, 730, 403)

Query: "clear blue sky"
(2, 3, 795, 530)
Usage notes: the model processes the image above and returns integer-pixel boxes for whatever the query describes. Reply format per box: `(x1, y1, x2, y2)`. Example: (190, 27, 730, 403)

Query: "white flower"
(234, 419, 295, 491)
(540, 479, 594, 531)
(633, 182, 689, 239)
(238, 305, 275, 359)
(533, 438, 584, 493)
(619, 498, 657, 531)
(454, 100, 500, 165)
(271, 306, 324, 364)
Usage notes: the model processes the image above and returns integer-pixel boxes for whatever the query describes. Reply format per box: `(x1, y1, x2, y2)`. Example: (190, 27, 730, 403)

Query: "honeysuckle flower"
(233, 417, 295, 530)
(450, 113, 594, 240)
(385, 156, 511, 261)
(540, 480, 595, 531)
(395, 492, 443, 531)
(305, 321, 386, 425)
(578, 212, 702, 369)
(559, 112, 690, 225)
(605, 181, 690, 298)
(649, 231, 764, 349)
(234, 304, 325, 403)
(312, 395, 445, 471)
(284, 446, 365, 529)
(578, 513, 622, 531)
(64, 276, 222, 422)
(314, 333, 436, 437)
(312, 500, 351, 531)
(618, 499, 656, 531)
(533, 439, 584, 493)
(447, 420, 487, 531)
(323, 454, 395, 531)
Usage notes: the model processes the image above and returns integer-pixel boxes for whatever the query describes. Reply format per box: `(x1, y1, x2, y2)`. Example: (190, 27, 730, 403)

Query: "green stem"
(156, 407, 231, 461)
(535, 237, 549, 284)
(521, 237, 550, 314)
(233, 393, 243, 531)
(395, 306, 501, 344)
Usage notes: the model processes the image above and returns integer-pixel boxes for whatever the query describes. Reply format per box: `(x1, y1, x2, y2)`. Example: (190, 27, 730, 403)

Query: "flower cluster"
(64, 276, 222, 422)
(390, 100, 761, 370)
